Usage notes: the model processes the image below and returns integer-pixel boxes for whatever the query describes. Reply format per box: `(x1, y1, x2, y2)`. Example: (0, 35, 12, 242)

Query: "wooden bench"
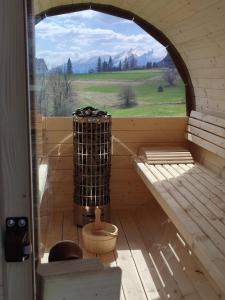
(134, 110, 225, 296)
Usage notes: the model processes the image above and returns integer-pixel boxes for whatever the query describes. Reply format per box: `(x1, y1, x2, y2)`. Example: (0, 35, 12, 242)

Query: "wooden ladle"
(92, 207, 118, 237)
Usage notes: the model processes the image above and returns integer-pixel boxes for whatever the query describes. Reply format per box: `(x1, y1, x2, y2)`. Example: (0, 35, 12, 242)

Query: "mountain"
(73, 55, 109, 74)
(70, 47, 167, 73)
(158, 53, 175, 68)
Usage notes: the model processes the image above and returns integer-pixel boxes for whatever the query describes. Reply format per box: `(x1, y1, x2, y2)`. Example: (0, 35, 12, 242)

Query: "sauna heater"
(73, 107, 111, 226)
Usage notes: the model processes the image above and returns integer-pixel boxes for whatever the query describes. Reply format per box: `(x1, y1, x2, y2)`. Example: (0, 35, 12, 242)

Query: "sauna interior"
(3, 0, 225, 299)
(34, 2, 225, 300)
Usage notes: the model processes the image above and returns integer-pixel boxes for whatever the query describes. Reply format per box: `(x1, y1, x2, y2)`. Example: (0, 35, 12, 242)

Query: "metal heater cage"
(73, 108, 111, 226)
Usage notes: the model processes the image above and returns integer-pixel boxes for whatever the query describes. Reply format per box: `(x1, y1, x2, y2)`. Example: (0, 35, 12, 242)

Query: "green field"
(84, 81, 185, 104)
(37, 69, 186, 117)
(74, 69, 163, 81)
(103, 104, 186, 117)
(73, 69, 186, 117)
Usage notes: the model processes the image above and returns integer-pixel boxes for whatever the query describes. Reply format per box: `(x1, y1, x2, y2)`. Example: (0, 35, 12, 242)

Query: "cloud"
(75, 10, 99, 19)
(54, 10, 128, 24)
(119, 19, 133, 24)
(47, 10, 98, 25)
(35, 11, 166, 68)
(36, 20, 156, 45)
(36, 50, 84, 67)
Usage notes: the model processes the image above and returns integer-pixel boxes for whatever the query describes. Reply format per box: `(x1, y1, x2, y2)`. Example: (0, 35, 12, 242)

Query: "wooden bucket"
(82, 208, 118, 254)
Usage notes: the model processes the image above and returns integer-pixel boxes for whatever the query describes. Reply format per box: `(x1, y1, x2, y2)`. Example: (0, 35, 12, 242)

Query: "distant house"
(35, 58, 48, 75)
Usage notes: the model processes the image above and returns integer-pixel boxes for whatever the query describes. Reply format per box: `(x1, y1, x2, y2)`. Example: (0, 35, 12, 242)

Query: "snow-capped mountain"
(55, 47, 167, 73)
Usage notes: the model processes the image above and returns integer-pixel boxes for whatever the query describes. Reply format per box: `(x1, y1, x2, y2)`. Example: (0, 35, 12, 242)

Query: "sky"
(35, 10, 166, 68)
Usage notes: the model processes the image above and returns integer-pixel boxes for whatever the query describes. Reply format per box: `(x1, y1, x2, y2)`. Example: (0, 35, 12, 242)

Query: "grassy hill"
(74, 69, 163, 81)
(37, 69, 186, 117)
(72, 69, 186, 117)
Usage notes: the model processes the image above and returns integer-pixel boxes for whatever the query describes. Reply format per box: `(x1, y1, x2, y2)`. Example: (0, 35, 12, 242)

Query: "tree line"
(66, 56, 165, 74)
(95, 54, 170, 73)
(96, 54, 139, 72)
(36, 58, 77, 116)
(60, 53, 175, 75)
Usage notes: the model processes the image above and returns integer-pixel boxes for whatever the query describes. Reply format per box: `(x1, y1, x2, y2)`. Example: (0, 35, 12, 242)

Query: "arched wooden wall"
(35, 0, 225, 118)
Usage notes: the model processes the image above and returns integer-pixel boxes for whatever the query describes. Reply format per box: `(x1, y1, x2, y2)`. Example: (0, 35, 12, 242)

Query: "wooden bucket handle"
(94, 207, 103, 230)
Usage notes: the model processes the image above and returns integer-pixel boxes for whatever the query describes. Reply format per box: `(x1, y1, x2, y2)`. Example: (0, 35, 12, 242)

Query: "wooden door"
(0, 1, 35, 299)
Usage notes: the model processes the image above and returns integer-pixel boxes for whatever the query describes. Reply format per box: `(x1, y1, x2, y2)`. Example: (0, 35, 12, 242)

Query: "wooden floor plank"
(160, 249, 201, 300)
(135, 205, 188, 299)
(158, 237, 201, 299)
(119, 210, 164, 300)
(111, 212, 148, 300)
(143, 204, 207, 300)
(98, 251, 126, 300)
(97, 235, 126, 300)
(171, 232, 222, 300)
(139, 204, 221, 300)
(155, 213, 215, 300)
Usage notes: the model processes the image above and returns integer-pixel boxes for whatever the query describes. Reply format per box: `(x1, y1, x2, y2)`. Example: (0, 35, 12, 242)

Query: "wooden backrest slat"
(187, 111, 225, 159)
(187, 125, 225, 148)
(188, 118, 225, 138)
(186, 133, 225, 160)
(190, 111, 225, 128)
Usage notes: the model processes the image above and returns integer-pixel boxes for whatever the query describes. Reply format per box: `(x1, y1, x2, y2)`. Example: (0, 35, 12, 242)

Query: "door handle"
(4, 217, 32, 262)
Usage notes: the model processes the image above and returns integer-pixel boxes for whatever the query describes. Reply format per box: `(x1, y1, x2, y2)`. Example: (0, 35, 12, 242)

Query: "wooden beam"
(0, 1, 34, 299)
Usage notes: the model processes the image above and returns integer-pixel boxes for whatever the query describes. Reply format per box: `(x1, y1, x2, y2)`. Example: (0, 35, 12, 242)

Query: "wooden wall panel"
(44, 130, 185, 144)
(40, 117, 187, 214)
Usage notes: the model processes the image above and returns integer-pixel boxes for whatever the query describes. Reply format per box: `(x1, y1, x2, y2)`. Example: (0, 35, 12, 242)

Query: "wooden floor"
(41, 203, 222, 300)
